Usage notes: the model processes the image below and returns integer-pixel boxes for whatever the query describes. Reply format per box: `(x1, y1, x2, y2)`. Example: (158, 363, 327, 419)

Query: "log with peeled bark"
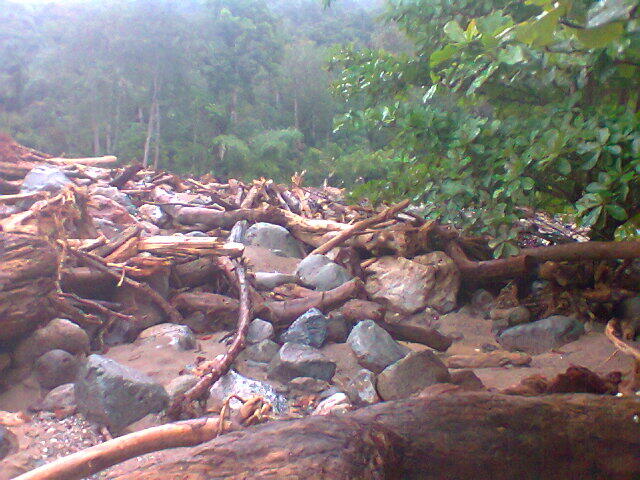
(138, 236, 244, 257)
(101, 392, 640, 480)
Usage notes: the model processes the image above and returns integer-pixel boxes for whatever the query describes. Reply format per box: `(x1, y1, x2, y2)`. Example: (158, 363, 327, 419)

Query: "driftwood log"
(93, 392, 640, 480)
(0, 233, 58, 343)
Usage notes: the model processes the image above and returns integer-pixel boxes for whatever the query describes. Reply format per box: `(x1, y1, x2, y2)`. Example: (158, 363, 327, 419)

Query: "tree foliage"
(332, 0, 640, 250)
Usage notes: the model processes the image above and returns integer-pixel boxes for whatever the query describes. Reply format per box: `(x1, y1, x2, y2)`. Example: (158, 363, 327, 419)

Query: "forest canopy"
(2, 0, 640, 251)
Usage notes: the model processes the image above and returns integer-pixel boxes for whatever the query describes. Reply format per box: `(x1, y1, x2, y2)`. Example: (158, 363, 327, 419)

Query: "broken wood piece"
(309, 199, 410, 256)
(12, 417, 222, 480)
(263, 278, 364, 324)
(46, 155, 118, 167)
(138, 236, 244, 257)
(110, 163, 143, 189)
(445, 350, 532, 369)
(0, 191, 47, 204)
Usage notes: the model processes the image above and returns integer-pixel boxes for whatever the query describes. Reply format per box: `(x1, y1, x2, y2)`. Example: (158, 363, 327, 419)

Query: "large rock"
(165, 375, 199, 400)
(295, 254, 352, 291)
(268, 343, 336, 382)
(34, 349, 80, 389)
(364, 253, 459, 315)
(346, 320, 408, 373)
(246, 319, 275, 344)
(138, 204, 167, 226)
(13, 318, 90, 366)
(20, 165, 72, 194)
(75, 355, 168, 432)
(91, 186, 136, 213)
(243, 222, 305, 258)
(497, 315, 585, 354)
(209, 370, 288, 415)
(136, 323, 197, 351)
(376, 350, 451, 401)
(279, 308, 329, 348)
(254, 272, 297, 290)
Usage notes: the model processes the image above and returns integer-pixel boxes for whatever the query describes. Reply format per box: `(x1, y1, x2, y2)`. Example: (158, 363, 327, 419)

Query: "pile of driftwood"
(1, 134, 640, 479)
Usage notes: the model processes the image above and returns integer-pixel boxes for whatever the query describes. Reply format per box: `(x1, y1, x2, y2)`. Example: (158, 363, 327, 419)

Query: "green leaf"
(444, 20, 467, 43)
(498, 45, 525, 65)
(606, 204, 628, 221)
(615, 214, 640, 240)
(557, 158, 572, 175)
(597, 128, 610, 144)
(522, 177, 535, 190)
(581, 206, 603, 227)
(576, 22, 624, 48)
(587, 0, 637, 28)
(429, 44, 459, 67)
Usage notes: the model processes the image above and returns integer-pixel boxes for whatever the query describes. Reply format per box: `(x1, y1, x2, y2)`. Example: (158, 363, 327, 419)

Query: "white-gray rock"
(268, 343, 336, 382)
(136, 323, 197, 351)
(243, 222, 305, 258)
(347, 320, 408, 373)
(376, 350, 450, 401)
(247, 319, 275, 344)
(497, 315, 584, 354)
(296, 254, 352, 291)
(243, 339, 280, 363)
(347, 369, 380, 405)
(209, 370, 288, 415)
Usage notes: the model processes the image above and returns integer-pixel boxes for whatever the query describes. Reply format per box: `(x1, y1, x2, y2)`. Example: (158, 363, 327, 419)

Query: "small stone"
(0, 426, 17, 460)
(346, 369, 380, 405)
(138, 204, 167, 226)
(254, 272, 297, 290)
(295, 254, 352, 291)
(185, 231, 209, 237)
(449, 370, 485, 391)
(279, 308, 329, 348)
(75, 355, 168, 432)
(497, 315, 584, 354)
(40, 383, 76, 411)
(209, 370, 288, 415)
(243, 222, 305, 258)
(243, 339, 280, 363)
(376, 350, 451, 401)
(165, 375, 199, 399)
(35, 350, 80, 390)
(136, 323, 196, 351)
(268, 343, 336, 382)
(312, 392, 351, 416)
(347, 320, 408, 373)
(247, 319, 275, 344)
(182, 311, 211, 334)
(481, 343, 499, 352)
(326, 313, 350, 343)
(14, 319, 90, 366)
(490, 306, 531, 326)
(470, 289, 495, 316)
(289, 377, 331, 394)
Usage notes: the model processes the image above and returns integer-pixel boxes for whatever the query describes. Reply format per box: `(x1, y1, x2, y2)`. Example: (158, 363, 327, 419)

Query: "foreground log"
(0, 233, 58, 343)
(101, 392, 640, 480)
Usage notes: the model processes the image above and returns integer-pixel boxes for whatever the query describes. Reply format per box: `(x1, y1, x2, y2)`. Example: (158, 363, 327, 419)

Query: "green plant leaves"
(444, 20, 467, 43)
(576, 22, 624, 48)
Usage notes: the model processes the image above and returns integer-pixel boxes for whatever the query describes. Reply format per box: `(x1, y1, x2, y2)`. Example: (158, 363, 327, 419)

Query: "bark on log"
(0, 233, 58, 343)
(263, 278, 364, 324)
(104, 392, 640, 480)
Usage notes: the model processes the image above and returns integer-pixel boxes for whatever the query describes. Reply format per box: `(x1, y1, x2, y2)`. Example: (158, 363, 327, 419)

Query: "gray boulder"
(92, 186, 136, 213)
(347, 320, 408, 373)
(136, 323, 196, 351)
(243, 222, 305, 258)
(295, 254, 352, 291)
(228, 220, 248, 243)
(75, 355, 168, 432)
(497, 315, 584, 354)
(138, 204, 167, 225)
(376, 350, 451, 401)
(247, 319, 275, 344)
(243, 339, 280, 363)
(35, 349, 80, 390)
(268, 343, 336, 382)
(0, 426, 17, 460)
(279, 308, 329, 348)
(209, 370, 288, 415)
(13, 318, 90, 366)
(21, 165, 72, 195)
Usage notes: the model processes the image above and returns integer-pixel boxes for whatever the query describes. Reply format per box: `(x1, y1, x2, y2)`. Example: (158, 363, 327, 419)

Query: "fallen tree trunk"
(102, 392, 640, 480)
(444, 239, 640, 282)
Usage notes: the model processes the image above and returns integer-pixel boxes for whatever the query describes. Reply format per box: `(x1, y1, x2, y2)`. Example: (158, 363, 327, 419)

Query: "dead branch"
(110, 164, 142, 189)
(168, 259, 252, 419)
(12, 417, 221, 480)
(309, 199, 410, 255)
(67, 248, 183, 324)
